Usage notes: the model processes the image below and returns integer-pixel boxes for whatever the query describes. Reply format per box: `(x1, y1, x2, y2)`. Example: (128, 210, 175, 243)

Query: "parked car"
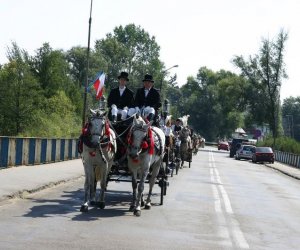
(235, 145, 256, 160)
(229, 138, 250, 158)
(218, 141, 229, 151)
(252, 147, 274, 163)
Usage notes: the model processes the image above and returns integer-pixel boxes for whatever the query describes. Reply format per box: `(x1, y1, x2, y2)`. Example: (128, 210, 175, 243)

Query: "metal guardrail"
(2, 137, 299, 170)
(274, 150, 300, 169)
(201, 143, 300, 169)
(205, 141, 218, 146)
(0, 136, 79, 168)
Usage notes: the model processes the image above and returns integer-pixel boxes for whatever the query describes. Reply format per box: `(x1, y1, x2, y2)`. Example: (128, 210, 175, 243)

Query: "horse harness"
(79, 117, 114, 163)
(127, 126, 163, 156)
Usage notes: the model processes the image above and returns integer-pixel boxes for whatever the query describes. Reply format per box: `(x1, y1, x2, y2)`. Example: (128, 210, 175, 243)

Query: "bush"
(257, 136, 300, 154)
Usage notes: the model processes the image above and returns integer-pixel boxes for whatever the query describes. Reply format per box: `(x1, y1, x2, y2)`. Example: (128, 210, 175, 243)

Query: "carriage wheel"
(175, 160, 179, 175)
(170, 150, 175, 177)
(170, 163, 174, 177)
(160, 178, 164, 205)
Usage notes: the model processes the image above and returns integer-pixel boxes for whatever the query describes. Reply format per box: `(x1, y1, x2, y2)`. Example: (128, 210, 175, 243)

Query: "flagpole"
(82, 0, 93, 127)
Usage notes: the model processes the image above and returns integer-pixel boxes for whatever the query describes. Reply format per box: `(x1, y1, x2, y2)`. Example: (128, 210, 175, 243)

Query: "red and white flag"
(93, 72, 106, 100)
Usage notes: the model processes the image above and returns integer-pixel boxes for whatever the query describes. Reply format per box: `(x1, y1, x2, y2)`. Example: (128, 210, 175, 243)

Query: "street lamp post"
(159, 64, 178, 93)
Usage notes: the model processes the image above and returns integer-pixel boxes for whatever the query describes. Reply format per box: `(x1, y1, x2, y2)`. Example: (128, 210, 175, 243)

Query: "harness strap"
(151, 128, 163, 156)
(148, 127, 154, 155)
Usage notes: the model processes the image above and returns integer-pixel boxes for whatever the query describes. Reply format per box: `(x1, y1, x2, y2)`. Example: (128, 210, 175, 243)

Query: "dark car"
(229, 138, 250, 158)
(252, 147, 274, 163)
(218, 141, 229, 151)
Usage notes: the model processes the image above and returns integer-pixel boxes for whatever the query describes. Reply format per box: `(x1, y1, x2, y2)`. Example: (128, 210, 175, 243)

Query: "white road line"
(213, 168, 233, 214)
(209, 150, 249, 249)
(212, 184, 222, 213)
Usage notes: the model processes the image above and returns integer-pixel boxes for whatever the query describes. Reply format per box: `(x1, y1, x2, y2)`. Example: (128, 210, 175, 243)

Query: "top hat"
(142, 74, 154, 83)
(118, 72, 129, 81)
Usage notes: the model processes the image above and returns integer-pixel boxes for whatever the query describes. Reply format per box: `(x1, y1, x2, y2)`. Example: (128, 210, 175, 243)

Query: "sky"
(0, 0, 299, 101)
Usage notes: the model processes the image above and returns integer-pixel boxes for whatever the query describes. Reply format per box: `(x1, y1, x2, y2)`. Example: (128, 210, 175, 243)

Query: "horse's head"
(87, 109, 107, 147)
(128, 115, 152, 159)
(179, 127, 191, 143)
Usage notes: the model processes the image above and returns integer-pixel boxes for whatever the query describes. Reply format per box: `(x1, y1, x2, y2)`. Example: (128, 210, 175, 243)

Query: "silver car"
(235, 145, 256, 160)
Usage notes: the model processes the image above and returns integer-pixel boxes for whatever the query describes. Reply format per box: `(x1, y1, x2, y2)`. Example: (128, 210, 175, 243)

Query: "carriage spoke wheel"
(160, 179, 164, 205)
(158, 162, 168, 205)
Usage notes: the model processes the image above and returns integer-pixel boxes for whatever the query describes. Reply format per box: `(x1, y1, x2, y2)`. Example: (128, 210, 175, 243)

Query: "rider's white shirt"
(119, 86, 126, 96)
(162, 126, 173, 136)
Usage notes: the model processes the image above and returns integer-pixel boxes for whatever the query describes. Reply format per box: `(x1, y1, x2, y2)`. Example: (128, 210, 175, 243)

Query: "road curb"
(264, 164, 300, 181)
(0, 175, 84, 204)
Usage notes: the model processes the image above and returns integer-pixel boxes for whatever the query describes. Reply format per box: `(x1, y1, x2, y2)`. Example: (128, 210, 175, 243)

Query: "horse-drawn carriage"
(108, 115, 169, 208)
(78, 99, 195, 216)
(79, 108, 169, 216)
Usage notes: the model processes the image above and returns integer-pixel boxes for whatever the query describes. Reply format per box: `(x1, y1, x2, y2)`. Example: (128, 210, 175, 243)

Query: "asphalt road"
(0, 147, 300, 250)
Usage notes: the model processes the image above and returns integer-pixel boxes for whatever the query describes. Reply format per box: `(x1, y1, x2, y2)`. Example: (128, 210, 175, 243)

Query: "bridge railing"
(0, 136, 79, 169)
(274, 150, 300, 169)
(2, 138, 299, 169)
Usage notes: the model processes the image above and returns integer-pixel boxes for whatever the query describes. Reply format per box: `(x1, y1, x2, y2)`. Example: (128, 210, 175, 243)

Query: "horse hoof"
(129, 205, 135, 212)
(80, 205, 88, 212)
(99, 202, 105, 209)
(134, 210, 141, 217)
(144, 204, 151, 210)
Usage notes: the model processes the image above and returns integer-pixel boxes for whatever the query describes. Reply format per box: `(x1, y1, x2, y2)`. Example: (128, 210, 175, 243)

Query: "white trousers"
(111, 105, 136, 120)
(139, 106, 155, 117)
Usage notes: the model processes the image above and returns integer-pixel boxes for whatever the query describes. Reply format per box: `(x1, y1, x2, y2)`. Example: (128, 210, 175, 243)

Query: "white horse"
(127, 115, 165, 216)
(80, 109, 117, 212)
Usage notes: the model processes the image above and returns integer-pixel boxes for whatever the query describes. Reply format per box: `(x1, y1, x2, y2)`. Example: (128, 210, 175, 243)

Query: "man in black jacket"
(134, 74, 161, 122)
(107, 72, 135, 122)
(172, 118, 183, 134)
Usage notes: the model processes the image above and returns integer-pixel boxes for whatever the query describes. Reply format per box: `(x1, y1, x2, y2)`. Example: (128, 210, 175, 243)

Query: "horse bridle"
(128, 126, 149, 154)
(88, 116, 109, 144)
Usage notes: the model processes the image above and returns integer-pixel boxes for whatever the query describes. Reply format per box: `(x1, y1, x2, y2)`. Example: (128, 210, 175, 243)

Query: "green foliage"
(169, 67, 248, 141)
(21, 91, 81, 138)
(233, 30, 288, 138)
(282, 96, 300, 141)
(95, 24, 163, 91)
(257, 136, 300, 154)
(0, 27, 292, 147)
(0, 45, 43, 135)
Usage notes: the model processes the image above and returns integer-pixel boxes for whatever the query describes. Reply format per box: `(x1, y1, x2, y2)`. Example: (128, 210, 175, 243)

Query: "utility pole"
(82, 0, 93, 127)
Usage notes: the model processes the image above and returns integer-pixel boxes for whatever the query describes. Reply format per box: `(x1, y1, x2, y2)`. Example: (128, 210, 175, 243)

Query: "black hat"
(142, 74, 154, 83)
(118, 72, 129, 81)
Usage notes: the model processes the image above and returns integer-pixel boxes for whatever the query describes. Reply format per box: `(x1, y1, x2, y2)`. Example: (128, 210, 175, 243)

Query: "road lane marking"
(209, 150, 249, 249)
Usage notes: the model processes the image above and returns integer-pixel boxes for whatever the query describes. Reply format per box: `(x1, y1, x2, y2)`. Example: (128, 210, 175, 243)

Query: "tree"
(66, 46, 107, 88)
(30, 43, 73, 97)
(0, 42, 42, 135)
(24, 91, 81, 138)
(95, 24, 163, 91)
(282, 96, 300, 141)
(233, 30, 288, 143)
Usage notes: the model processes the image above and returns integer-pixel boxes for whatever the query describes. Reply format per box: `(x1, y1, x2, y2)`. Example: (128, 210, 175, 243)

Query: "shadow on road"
(22, 189, 138, 220)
